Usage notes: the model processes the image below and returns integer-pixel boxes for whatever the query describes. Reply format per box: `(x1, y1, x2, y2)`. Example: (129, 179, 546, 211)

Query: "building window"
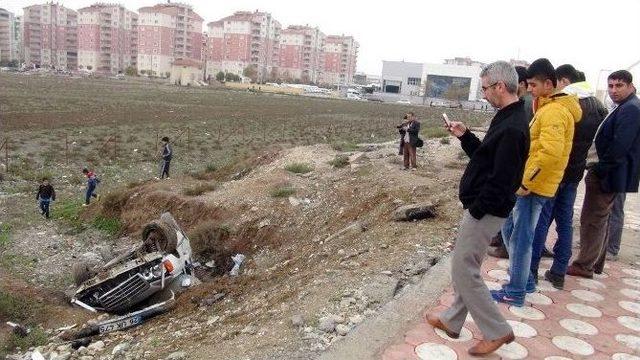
(407, 77, 421, 86)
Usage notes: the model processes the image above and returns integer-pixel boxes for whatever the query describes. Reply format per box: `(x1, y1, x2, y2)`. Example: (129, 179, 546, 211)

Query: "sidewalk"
(382, 192, 640, 359)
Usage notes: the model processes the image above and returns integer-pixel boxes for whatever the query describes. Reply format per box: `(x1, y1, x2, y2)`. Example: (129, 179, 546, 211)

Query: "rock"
(56, 345, 72, 353)
(77, 346, 89, 355)
(80, 252, 102, 264)
(392, 199, 404, 205)
(340, 297, 356, 308)
(349, 315, 364, 325)
(362, 275, 400, 305)
(380, 271, 393, 276)
(166, 351, 186, 360)
(330, 314, 345, 324)
(288, 197, 301, 206)
(52, 352, 71, 360)
(200, 293, 225, 306)
(349, 152, 369, 164)
(336, 324, 350, 336)
(112, 342, 130, 356)
(241, 325, 258, 335)
(87, 341, 105, 352)
(258, 219, 270, 228)
(318, 317, 336, 333)
(392, 202, 437, 221)
(79, 356, 94, 360)
(205, 260, 215, 268)
(291, 314, 304, 327)
(206, 316, 220, 325)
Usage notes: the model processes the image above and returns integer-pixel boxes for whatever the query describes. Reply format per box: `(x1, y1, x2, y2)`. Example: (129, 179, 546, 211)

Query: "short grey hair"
(480, 61, 518, 94)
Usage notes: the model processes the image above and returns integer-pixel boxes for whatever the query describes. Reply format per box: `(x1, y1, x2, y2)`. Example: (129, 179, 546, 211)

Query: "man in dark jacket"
(529, 64, 608, 289)
(159, 136, 172, 179)
(36, 177, 56, 219)
(426, 61, 529, 356)
(568, 70, 640, 278)
(399, 112, 421, 170)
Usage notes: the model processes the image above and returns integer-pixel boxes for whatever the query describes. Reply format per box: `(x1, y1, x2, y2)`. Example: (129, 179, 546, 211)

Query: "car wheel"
(142, 220, 178, 253)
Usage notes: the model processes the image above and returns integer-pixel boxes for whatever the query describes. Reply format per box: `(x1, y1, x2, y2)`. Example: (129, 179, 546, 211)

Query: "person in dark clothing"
(488, 66, 537, 259)
(36, 177, 56, 219)
(568, 70, 640, 278)
(398, 112, 421, 170)
(427, 61, 529, 356)
(82, 168, 100, 206)
(529, 64, 608, 289)
(159, 136, 172, 179)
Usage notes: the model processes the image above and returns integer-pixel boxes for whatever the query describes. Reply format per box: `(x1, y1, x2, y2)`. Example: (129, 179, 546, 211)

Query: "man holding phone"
(427, 61, 529, 356)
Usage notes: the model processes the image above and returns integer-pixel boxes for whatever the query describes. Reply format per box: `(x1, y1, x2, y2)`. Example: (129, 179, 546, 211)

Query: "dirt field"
(0, 73, 491, 359)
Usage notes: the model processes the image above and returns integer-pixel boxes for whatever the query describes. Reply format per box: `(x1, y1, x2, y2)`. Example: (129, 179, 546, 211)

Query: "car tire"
(142, 220, 178, 253)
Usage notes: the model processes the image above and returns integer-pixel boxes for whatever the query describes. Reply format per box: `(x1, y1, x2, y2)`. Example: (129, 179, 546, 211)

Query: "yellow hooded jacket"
(522, 93, 582, 197)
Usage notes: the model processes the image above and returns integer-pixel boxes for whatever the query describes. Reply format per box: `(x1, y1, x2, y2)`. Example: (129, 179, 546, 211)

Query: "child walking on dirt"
(36, 177, 56, 218)
(82, 168, 100, 206)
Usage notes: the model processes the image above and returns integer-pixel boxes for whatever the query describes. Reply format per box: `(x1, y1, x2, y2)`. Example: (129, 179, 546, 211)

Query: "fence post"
(156, 131, 159, 154)
(187, 127, 191, 152)
(4, 139, 8, 173)
(218, 123, 221, 142)
(65, 133, 69, 164)
(114, 135, 118, 159)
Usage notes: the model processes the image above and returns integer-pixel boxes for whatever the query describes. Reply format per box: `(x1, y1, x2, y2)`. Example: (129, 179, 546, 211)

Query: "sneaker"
(490, 289, 524, 307)
(544, 270, 565, 290)
(82, 203, 89, 207)
(96, 194, 101, 201)
(411, 168, 417, 171)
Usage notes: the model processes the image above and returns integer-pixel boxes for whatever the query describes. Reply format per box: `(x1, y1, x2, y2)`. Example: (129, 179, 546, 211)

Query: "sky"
(4, 0, 640, 90)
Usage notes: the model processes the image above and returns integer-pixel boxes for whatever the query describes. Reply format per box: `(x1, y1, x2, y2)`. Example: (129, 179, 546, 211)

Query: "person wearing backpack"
(82, 167, 101, 206)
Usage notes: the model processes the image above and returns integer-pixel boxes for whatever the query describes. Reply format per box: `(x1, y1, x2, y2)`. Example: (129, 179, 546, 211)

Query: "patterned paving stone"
(484, 280, 502, 291)
(506, 320, 537, 338)
(577, 278, 607, 290)
(620, 288, 640, 301)
(565, 303, 602, 318)
(616, 334, 640, 351)
(487, 269, 510, 282)
(612, 353, 640, 360)
(619, 301, 640, 315)
(414, 343, 457, 360)
(551, 336, 595, 356)
(509, 306, 546, 320)
(571, 289, 605, 302)
(525, 292, 553, 306)
(622, 278, 640, 288)
(558, 318, 598, 335)
(621, 268, 640, 277)
(618, 316, 640, 332)
(434, 327, 473, 342)
(494, 341, 528, 359)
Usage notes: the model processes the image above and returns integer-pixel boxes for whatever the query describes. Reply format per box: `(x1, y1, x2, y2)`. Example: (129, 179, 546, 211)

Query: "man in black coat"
(398, 112, 421, 170)
(426, 61, 530, 356)
(569, 70, 640, 278)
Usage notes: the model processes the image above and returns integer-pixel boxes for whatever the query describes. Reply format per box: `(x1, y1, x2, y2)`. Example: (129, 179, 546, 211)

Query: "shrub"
(100, 189, 131, 218)
(0, 223, 10, 249)
(328, 155, 350, 168)
(183, 182, 217, 196)
(2, 327, 48, 356)
(270, 184, 296, 198)
(285, 162, 314, 174)
(423, 127, 450, 139)
(440, 137, 451, 145)
(0, 290, 44, 324)
(92, 216, 122, 236)
(188, 221, 233, 275)
(331, 141, 360, 152)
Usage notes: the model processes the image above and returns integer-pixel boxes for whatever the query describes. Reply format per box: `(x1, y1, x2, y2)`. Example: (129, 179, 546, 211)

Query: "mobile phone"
(442, 113, 451, 127)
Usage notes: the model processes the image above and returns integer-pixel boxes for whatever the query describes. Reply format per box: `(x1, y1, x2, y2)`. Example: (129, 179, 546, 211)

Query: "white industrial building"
(381, 60, 483, 101)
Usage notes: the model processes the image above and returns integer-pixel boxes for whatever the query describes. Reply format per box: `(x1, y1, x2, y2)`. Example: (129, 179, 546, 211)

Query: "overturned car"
(71, 213, 198, 316)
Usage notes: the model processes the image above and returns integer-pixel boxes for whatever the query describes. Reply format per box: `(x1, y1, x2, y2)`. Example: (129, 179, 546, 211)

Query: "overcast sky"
(4, 0, 640, 89)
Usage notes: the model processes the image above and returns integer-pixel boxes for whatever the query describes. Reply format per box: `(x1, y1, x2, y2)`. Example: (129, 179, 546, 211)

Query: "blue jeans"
(86, 181, 98, 204)
(501, 194, 549, 301)
(531, 182, 578, 277)
(39, 198, 51, 218)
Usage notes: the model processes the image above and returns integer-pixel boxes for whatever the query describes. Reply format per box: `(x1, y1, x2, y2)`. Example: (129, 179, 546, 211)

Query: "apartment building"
(137, 2, 203, 77)
(0, 8, 17, 64)
(77, 4, 138, 74)
(205, 11, 281, 82)
(321, 35, 358, 85)
(278, 25, 324, 83)
(22, 3, 78, 70)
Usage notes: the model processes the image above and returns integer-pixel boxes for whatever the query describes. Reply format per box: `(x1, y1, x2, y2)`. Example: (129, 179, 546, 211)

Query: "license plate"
(99, 315, 142, 333)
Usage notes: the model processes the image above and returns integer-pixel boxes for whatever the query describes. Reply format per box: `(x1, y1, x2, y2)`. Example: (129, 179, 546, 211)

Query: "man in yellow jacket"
(491, 58, 582, 306)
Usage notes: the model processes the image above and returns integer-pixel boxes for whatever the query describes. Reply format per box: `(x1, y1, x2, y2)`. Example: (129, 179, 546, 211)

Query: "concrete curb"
(319, 254, 452, 360)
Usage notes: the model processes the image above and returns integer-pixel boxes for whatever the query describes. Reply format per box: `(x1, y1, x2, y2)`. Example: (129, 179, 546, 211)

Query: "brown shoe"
(488, 245, 509, 259)
(566, 264, 593, 279)
(468, 332, 515, 356)
(426, 314, 459, 339)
